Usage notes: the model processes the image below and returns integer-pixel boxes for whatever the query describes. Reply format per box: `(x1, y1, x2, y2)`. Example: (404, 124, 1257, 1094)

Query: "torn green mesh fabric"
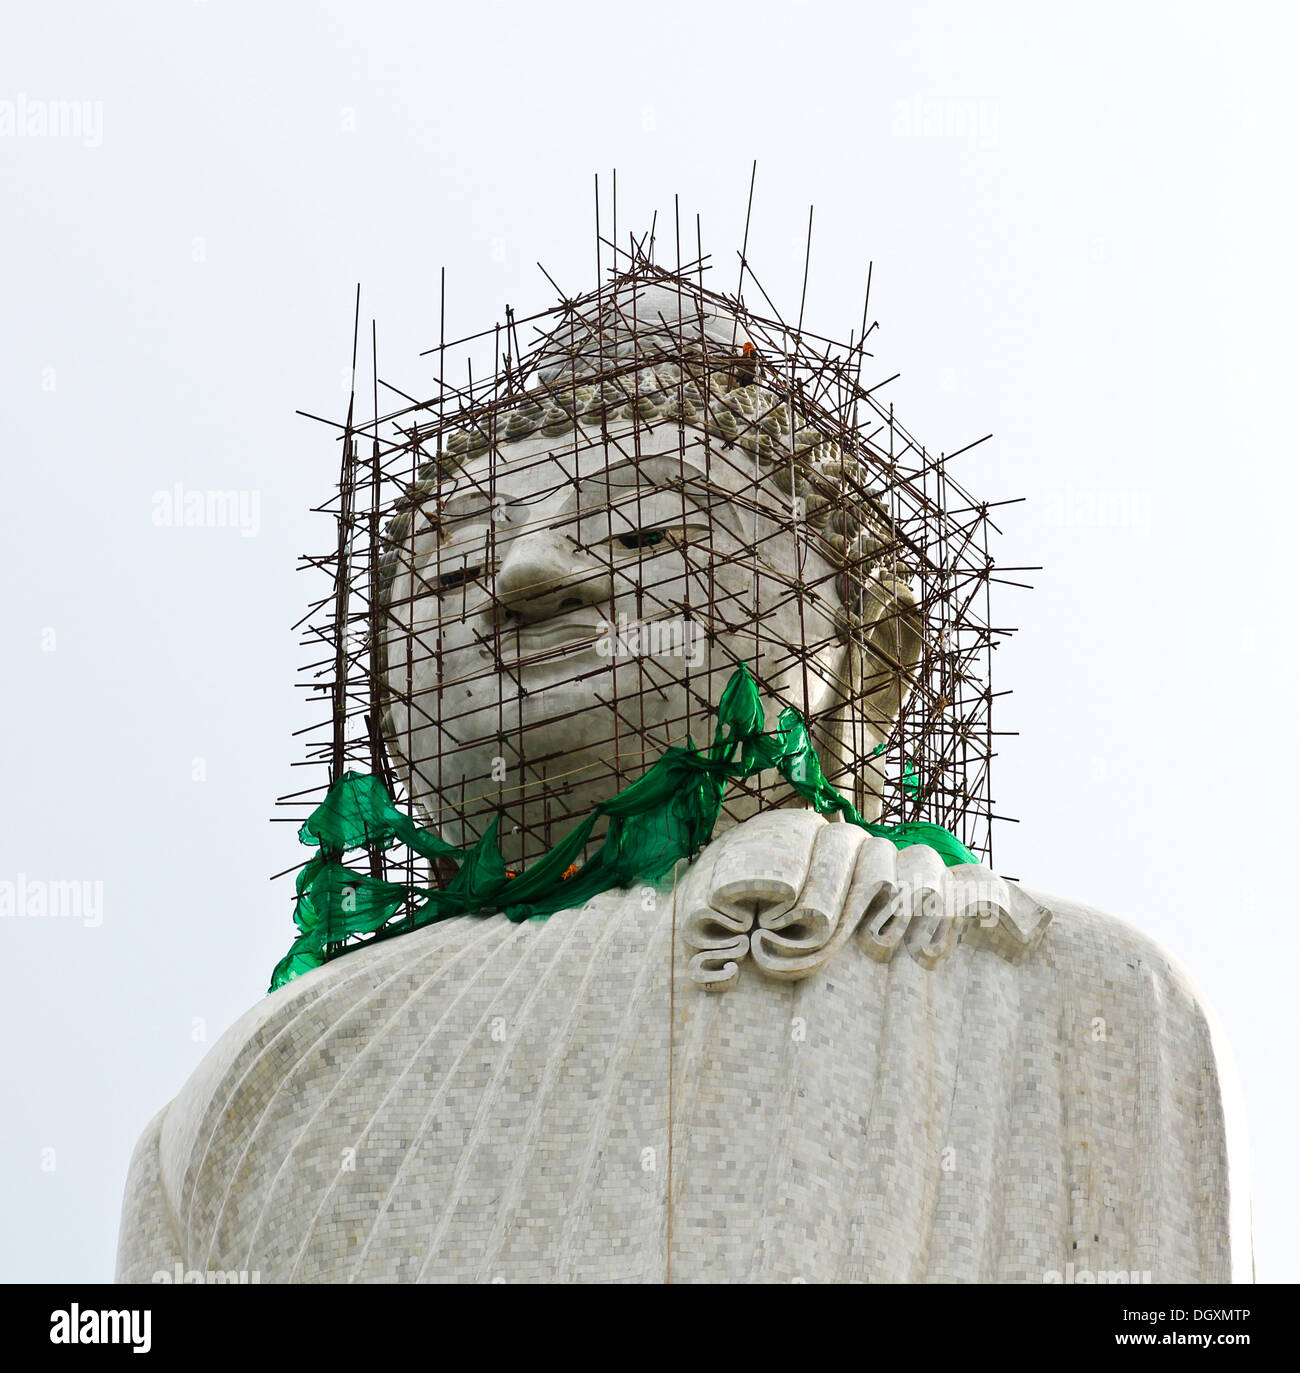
(269, 663, 977, 992)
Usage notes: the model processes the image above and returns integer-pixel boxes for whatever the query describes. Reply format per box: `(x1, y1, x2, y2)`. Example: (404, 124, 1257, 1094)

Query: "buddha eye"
(615, 529, 669, 551)
(437, 565, 482, 591)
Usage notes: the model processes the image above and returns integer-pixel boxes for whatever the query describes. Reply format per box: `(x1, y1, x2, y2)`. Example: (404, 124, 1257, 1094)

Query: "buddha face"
(379, 283, 920, 866)
(381, 419, 852, 865)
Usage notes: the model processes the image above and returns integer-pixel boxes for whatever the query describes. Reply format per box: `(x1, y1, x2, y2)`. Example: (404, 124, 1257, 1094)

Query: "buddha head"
(378, 278, 923, 868)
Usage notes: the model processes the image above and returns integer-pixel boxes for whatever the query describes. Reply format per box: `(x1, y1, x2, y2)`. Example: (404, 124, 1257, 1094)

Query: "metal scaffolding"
(274, 186, 1023, 958)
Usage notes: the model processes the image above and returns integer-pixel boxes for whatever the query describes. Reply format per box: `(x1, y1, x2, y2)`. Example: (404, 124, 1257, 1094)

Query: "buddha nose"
(495, 527, 613, 624)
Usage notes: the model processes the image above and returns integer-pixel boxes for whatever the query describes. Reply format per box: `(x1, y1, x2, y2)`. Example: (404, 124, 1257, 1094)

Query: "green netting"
(269, 664, 978, 992)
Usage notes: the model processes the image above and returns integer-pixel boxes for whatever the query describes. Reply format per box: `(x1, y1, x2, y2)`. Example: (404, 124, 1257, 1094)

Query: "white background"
(1, 0, 1294, 1282)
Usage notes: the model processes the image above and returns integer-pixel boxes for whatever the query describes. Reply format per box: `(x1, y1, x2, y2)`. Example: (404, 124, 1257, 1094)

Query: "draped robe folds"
(116, 814, 1250, 1284)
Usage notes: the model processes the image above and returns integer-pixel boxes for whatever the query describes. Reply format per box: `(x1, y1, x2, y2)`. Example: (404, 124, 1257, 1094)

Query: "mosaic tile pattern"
(117, 812, 1247, 1283)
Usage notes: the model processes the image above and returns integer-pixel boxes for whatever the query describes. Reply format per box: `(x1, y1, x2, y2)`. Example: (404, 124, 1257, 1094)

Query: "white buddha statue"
(116, 276, 1250, 1284)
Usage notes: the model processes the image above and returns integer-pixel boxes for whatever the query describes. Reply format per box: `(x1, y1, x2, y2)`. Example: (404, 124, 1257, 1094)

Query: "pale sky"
(2, 0, 1296, 1282)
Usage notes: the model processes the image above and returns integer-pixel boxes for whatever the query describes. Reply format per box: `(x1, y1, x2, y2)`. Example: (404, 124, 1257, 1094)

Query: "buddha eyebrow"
(440, 490, 534, 523)
(440, 493, 493, 519)
(576, 472, 716, 504)
(444, 471, 574, 517)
